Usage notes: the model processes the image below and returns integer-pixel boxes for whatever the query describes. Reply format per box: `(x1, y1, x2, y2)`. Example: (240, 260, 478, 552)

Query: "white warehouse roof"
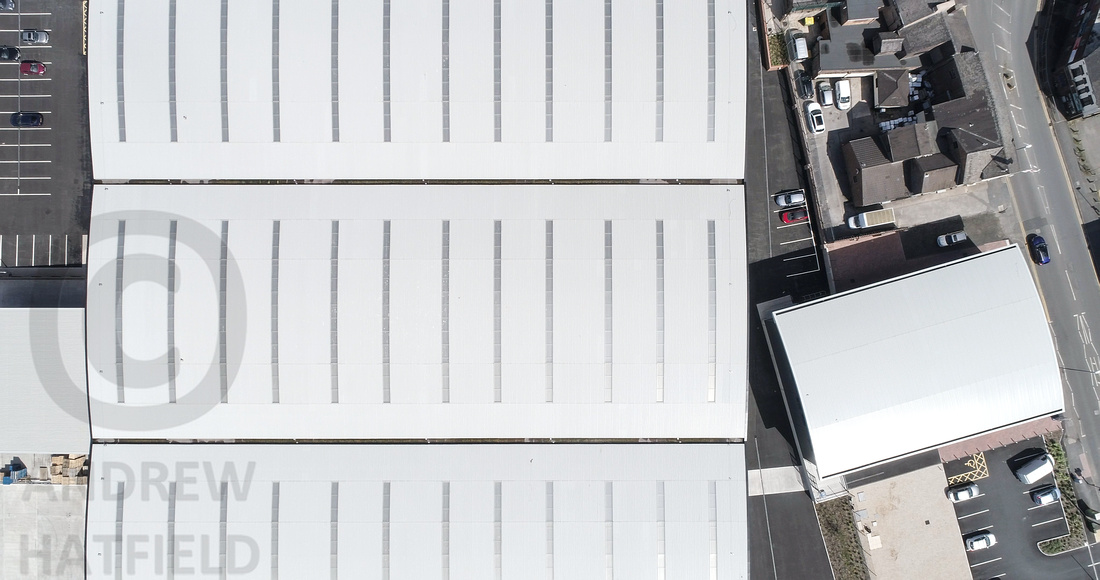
(86, 184, 747, 440)
(0, 308, 89, 454)
(86, 443, 748, 580)
(772, 246, 1064, 479)
(88, 0, 746, 181)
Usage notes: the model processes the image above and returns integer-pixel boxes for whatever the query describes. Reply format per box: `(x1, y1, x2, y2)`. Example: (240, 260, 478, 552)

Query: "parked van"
(1014, 454, 1055, 485)
(787, 32, 809, 62)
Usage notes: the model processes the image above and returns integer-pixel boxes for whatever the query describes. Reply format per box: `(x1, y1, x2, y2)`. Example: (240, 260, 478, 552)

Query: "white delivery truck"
(787, 32, 809, 62)
(847, 208, 896, 229)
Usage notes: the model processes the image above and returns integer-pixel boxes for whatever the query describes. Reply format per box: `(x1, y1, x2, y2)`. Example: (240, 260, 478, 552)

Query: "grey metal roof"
(0, 308, 89, 453)
(772, 246, 1064, 479)
(88, 443, 750, 580)
(86, 183, 749, 441)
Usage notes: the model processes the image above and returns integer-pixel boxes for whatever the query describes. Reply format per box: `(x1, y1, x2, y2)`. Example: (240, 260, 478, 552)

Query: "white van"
(787, 33, 809, 62)
(1014, 454, 1055, 485)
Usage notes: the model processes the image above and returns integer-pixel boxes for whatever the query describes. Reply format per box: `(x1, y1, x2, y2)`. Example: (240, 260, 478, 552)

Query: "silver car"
(936, 231, 968, 247)
(774, 189, 806, 207)
(21, 30, 48, 45)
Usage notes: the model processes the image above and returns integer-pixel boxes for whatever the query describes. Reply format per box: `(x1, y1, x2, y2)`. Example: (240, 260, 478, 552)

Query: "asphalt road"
(970, 0, 1100, 528)
(743, 7, 833, 580)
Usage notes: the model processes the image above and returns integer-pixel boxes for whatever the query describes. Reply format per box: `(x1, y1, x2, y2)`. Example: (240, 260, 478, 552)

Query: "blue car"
(1027, 234, 1050, 265)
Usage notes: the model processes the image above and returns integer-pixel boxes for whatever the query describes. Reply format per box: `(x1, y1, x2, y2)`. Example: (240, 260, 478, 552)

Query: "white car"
(774, 189, 806, 207)
(937, 231, 968, 247)
(965, 532, 996, 552)
(1031, 485, 1061, 506)
(947, 482, 979, 503)
(805, 102, 825, 134)
(834, 79, 852, 110)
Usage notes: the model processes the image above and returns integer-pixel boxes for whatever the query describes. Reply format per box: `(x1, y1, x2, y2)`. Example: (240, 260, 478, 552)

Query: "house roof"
(887, 0, 939, 27)
(87, 443, 750, 580)
(843, 137, 908, 206)
(886, 120, 938, 161)
(846, 0, 883, 21)
(933, 94, 1001, 153)
(900, 12, 951, 57)
(85, 183, 749, 441)
(772, 246, 1064, 478)
(87, 0, 747, 181)
(817, 12, 911, 74)
(875, 69, 911, 107)
(907, 153, 957, 193)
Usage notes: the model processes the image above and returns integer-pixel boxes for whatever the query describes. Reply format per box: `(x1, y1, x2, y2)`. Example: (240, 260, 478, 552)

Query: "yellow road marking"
(947, 451, 989, 485)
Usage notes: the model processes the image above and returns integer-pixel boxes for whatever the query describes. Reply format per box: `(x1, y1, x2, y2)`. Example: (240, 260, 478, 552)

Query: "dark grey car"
(0, 0, 14, 11)
(0, 46, 21, 61)
(9, 112, 42, 127)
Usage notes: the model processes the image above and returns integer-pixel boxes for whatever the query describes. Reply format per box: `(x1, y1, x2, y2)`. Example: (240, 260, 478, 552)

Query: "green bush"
(1039, 433, 1086, 555)
(768, 33, 789, 68)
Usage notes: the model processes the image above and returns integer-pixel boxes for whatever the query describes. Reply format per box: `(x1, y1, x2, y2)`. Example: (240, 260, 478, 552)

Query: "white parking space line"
(776, 223, 809, 230)
(0, 111, 51, 114)
(0, 127, 51, 131)
(0, 12, 52, 16)
(0, 94, 52, 98)
(0, 29, 52, 32)
(0, 176, 49, 180)
(1027, 503, 1053, 511)
(786, 268, 821, 278)
(0, 78, 50, 82)
(0, 192, 50, 196)
(1031, 517, 1064, 527)
(782, 253, 817, 262)
(958, 508, 990, 519)
(970, 557, 1001, 568)
(0, 143, 50, 147)
(780, 236, 813, 245)
(0, 159, 48, 163)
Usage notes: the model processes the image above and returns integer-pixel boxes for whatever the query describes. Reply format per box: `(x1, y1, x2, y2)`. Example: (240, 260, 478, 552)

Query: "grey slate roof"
(875, 69, 911, 107)
(886, 120, 939, 161)
(843, 137, 909, 206)
(907, 153, 957, 193)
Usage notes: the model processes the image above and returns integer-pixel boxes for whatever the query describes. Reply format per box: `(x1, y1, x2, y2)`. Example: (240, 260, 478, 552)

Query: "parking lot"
(945, 438, 1070, 580)
(0, 0, 91, 267)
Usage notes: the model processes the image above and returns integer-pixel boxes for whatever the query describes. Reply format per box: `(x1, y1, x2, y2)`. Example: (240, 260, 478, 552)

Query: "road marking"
(1049, 223, 1061, 254)
(30, 234, 35, 266)
(0, 78, 51, 82)
(776, 223, 809, 231)
(959, 508, 989, 519)
(0, 127, 50, 131)
(0, 143, 50, 147)
(0, 192, 49, 195)
(1038, 184, 1050, 214)
(0, 176, 48, 180)
(970, 557, 1001, 568)
(47, 234, 51, 265)
(1032, 517, 1064, 527)
(1067, 270, 1078, 301)
(0, 110, 51, 114)
(754, 439, 780, 580)
(1028, 503, 1055, 511)
(0, 94, 51, 98)
(782, 253, 817, 261)
(948, 452, 989, 484)
(0, 159, 48, 163)
(779, 236, 813, 245)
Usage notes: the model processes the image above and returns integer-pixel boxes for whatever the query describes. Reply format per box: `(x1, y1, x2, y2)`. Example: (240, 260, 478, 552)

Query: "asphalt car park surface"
(0, 0, 91, 267)
(945, 438, 1070, 580)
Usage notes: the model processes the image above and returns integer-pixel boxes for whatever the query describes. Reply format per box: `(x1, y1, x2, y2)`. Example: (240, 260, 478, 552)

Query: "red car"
(19, 61, 45, 76)
(781, 208, 809, 224)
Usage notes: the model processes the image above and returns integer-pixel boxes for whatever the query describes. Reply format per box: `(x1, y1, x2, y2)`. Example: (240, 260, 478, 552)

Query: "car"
(947, 482, 979, 503)
(19, 60, 44, 75)
(805, 102, 825, 134)
(9, 112, 42, 127)
(0, 0, 13, 11)
(1032, 485, 1062, 506)
(835, 79, 852, 110)
(965, 532, 997, 552)
(818, 81, 833, 106)
(774, 189, 806, 207)
(0, 46, 21, 61)
(937, 231, 968, 247)
(781, 208, 809, 224)
(20, 30, 48, 45)
(1027, 234, 1050, 265)
(794, 70, 813, 100)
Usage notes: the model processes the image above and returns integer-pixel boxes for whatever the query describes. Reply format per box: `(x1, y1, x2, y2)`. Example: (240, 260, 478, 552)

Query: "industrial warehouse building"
(75, 0, 752, 577)
(764, 246, 1064, 498)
